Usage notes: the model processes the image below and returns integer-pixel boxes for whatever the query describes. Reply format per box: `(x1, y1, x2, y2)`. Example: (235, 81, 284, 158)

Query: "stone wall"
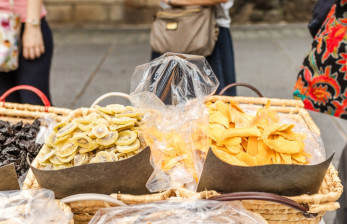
(44, 0, 316, 26)
(44, 0, 160, 26)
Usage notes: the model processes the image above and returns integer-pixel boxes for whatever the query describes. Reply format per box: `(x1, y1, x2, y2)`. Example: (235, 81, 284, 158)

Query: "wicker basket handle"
(219, 83, 263, 97)
(90, 92, 130, 108)
(209, 192, 318, 218)
(0, 85, 51, 112)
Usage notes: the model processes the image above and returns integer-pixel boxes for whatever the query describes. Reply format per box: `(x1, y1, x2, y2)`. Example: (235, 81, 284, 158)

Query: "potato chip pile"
(38, 104, 144, 170)
(206, 100, 310, 166)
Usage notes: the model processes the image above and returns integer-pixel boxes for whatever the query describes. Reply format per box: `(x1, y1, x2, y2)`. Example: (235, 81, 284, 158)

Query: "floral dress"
(293, 0, 347, 119)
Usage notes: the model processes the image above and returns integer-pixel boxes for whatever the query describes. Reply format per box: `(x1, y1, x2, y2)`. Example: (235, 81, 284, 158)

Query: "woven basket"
(0, 85, 71, 124)
(22, 92, 343, 224)
(0, 85, 73, 223)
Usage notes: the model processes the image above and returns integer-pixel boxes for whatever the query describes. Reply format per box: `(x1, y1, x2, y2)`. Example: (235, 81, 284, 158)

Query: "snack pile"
(0, 119, 42, 177)
(207, 100, 310, 166)
(38, 105, 144, 170)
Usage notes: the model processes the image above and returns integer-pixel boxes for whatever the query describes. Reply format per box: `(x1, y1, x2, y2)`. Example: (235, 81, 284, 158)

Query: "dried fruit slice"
(95, 105, 113, 115)
(56, 122, 77, 138)
(49, 155, 64, 165)
(74, 118, 92, 125)
(53, 163, 72, 170)
(96, 118, 109, 126)
(39, 149, 56, 164)
(53, 122, 67, 133)
(111, 117, 137, 125)
(96, 131, 119, 147)
(116, 130, 137, 146)
(92, 124, 109, 138)
(79, 145, 96, 154)
(115, 110, 141, 118)
(109, 122, 135, 132)
(117, 138, 140, 153)
(106, 104, 126, 114)
(57, 151, 77, 163)
(109, 151, 118, 161)
(90, 151, 113, 163)
(74, 153, 89, 166)
(76, 122, 94, 132)
(72, 133, 93, 148)
(56, 141, 79, 157)
(54, 134, 71, 145)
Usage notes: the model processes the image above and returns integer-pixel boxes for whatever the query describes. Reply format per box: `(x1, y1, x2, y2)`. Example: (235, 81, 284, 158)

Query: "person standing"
(151, 0, 237, 96)
(0, 0, 53, 105)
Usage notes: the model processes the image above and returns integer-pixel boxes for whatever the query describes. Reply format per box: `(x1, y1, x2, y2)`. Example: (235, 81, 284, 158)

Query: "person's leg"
(0, 70, 21, 102)
(206, 27, 236, 96)
(334, 143, 347, 224)
(15, 18, 53, 105)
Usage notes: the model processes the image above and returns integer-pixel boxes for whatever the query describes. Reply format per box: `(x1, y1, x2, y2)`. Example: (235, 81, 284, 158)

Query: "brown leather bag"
(150, 6, 219, 57)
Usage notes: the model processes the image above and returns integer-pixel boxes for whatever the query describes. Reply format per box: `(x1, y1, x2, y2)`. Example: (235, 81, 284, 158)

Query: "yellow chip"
(222, 127, 261, 140)
(209, 111, 229, 128)
(209, 123, 226, 143)
(236, 151, 256, 166)
(221, 137, 242, 146)
(215, 100, 230, 122)
(225, 144, 242, 154)
(247, 136, 258, 157)
(212, 146, 247, 166)
(263, 136, 304, 154)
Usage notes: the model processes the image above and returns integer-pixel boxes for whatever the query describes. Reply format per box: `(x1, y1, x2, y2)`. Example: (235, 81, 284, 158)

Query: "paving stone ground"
(50, 24, 347, 224)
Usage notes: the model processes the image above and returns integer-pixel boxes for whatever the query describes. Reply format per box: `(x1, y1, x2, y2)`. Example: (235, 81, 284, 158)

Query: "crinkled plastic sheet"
(130, 53, 219, 106)
(130, 53, 219, 192)
(0, 189, 72, 224)
(241, 104, 326, 164)
(89, 199, 266, 224)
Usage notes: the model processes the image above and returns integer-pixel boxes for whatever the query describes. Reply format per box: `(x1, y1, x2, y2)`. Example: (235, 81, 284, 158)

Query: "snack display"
(0, 119, 42, 178)
(37, 104, 144, 170)
(0, 189, 73, 224)
(207, 100, 311, 166)
(90, 200, 266, 224)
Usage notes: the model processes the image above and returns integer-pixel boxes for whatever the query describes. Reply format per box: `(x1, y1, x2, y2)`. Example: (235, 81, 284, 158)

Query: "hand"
(22, 24, 45, 60)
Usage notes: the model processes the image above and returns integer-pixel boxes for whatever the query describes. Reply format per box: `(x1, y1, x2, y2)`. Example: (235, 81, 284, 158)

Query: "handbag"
(150, 6, 219, 57)
(0, 0, 21, 72)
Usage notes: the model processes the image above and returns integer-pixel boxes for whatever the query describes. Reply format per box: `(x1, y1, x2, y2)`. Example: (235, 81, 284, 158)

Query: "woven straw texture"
(0, 102, 71, 124)
(23, 97, 342, 224)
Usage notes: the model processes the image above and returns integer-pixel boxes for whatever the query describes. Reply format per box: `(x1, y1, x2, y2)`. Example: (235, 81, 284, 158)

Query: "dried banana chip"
(49, 155, 64, 165)
(106, 104, 126, 114)
(96, 131, 119, 147)
(95, 105, 114, 115)
(92, 124, 109, 138)
(116, 130, 137, 146)
(74, 153, 89, 166)
(117, 138, 140, 153)
(111, 117, 137, 125)
(55, 141, 79, 157)
(57, 151, 78, 163)
(39, 149, 56, 164)
(109, 122, 135, 132)
(53, 163, 72, 170)
(56, 122, 77, 138)
(92, 151, 113, 163)
(72, 133, 94, 149)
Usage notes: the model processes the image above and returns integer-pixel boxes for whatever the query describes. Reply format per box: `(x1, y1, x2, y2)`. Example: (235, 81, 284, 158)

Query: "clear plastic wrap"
(89, 199, 267, 224)
(0, 189, 73, 224)
(130, 53, 219, 106)
(130, 53, 219, 192)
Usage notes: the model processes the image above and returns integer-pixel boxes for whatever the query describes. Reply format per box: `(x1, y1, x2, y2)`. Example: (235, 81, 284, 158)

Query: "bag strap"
(208, 192, 318, 218)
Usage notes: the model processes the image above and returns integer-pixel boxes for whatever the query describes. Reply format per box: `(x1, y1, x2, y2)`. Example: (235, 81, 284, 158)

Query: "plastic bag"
(89, 199, 266, 224)
(0, 189, 73, 224)
(130, 53, 219, 106)
(130, 54, 219, 192)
